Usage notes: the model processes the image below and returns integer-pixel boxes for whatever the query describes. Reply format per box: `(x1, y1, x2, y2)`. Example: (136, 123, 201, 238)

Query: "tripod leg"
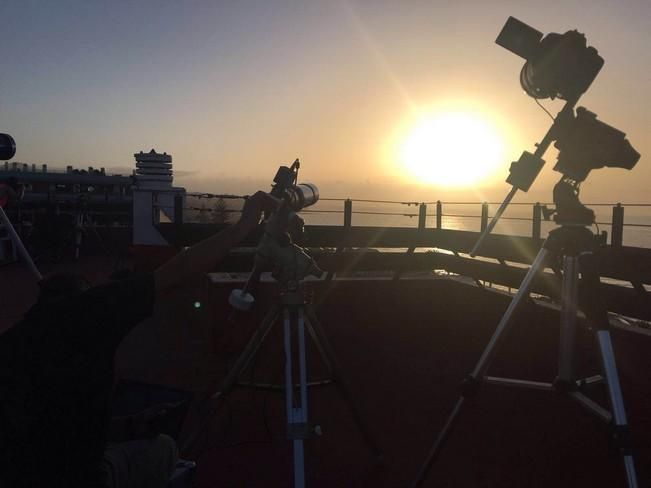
(209, 304, 281, 401)
(304, 306, 382, 459)
(74, 211, 82, 261)
(580, 254, 638, 487)
(596, 331, 638, 488)
(303, 316, 333, 376)
(181, 305, 281, 454)
(410, 246, 550, 488)
(0, 206, 42, 280)
(285, 307, 308, 488)
(558, 256, 579, 382)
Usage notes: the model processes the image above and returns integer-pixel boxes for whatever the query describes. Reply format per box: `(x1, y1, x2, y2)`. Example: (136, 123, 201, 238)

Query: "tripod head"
(470, 18, 640, 256)
(229, 161, 323, 312)
(542, 107, 640, 227)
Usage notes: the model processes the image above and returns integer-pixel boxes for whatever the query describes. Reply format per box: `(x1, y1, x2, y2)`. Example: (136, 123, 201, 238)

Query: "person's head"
(37, 272, 91, 305)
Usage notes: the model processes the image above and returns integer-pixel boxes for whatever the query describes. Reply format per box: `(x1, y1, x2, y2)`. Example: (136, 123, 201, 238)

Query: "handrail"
(175, 196, 651, 247)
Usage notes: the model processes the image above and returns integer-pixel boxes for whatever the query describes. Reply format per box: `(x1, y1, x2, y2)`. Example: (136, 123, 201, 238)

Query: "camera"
(496, 17, 604, 100)
(554, 107, 640, 182)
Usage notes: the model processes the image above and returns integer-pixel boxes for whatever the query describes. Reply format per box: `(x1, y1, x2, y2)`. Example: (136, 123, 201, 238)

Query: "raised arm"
(153, 191, 277, 294)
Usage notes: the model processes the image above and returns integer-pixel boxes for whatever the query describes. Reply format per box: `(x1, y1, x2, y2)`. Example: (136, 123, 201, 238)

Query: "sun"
(398, 111, 506, 187)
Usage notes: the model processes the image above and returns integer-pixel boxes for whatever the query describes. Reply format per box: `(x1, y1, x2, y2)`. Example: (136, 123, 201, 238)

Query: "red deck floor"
(3, 257, 651, 487)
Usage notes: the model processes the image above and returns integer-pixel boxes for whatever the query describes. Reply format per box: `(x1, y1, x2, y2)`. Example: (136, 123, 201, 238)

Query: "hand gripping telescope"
(229, 159, 322, 311)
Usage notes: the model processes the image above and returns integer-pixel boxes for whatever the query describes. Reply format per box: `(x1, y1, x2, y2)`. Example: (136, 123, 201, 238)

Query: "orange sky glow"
(2, 1, 649, 204)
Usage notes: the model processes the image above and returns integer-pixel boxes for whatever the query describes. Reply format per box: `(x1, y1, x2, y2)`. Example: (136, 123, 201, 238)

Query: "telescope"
(229, 159, 322, 311)
(471, 17, 639, 255)
(191, 162, 377, 486)
(0, 133, 16, 160)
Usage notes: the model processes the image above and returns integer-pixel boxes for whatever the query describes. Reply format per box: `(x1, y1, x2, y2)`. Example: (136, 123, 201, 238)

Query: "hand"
(238, 191, 279, 231)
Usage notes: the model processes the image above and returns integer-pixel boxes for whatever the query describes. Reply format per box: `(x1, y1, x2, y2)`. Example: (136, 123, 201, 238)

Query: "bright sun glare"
(398, 111, 505, 187)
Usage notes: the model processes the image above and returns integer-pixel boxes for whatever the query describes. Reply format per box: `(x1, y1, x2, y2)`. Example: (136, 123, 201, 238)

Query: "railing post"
(174, 193, 183, 226)
(326, 198, 353, 282)
(418, 203, 427, 230)
(394, 203, 428, 281)
(532, 203, 542, 241)
(436, 200, 442, 229)
(611, 203, 624, 247)
(480, 202, 489, 232)
(344, 199, 352, 228)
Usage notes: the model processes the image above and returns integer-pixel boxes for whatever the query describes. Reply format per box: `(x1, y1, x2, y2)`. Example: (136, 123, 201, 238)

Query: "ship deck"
(3, 256, 651, 487)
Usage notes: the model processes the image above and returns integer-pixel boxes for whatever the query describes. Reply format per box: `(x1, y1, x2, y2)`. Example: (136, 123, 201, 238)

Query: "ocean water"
(299, 200, 651, 249)
(184, 196, 651, 248)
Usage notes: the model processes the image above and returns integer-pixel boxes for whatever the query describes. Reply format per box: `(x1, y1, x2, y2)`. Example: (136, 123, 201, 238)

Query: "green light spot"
(193, 301, 201, 309)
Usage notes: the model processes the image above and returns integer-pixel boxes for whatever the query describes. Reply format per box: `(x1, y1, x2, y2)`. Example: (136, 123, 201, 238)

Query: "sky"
(1, 0, 649, 204)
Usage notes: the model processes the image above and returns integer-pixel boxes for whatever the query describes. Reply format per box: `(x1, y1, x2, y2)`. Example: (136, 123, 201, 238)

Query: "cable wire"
(534, 98, 556, 121)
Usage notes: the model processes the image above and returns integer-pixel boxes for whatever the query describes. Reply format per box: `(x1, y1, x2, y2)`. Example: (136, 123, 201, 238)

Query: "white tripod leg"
(284, 307, 309, 488)
(558, 255, 579, 382)
(596, 331, 638, 488)
(0, 206, 41, 280)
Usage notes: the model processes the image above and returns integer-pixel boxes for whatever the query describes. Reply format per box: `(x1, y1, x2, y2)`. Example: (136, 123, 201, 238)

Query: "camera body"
(496, 17, 603, 100)
(554, 107, 640, 183)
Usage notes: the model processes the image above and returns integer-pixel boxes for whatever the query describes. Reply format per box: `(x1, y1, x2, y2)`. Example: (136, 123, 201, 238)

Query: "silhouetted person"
(0, 192, 277, 488)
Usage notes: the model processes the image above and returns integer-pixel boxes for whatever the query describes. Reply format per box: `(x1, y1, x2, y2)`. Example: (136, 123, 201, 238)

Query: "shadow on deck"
(115, 275, 651, 488)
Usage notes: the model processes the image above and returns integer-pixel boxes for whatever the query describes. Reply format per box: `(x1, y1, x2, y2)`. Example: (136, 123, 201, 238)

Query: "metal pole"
(284, 307, 308, 488)
(325, 199, 352, 281)
(596, 331, 638, 488)
(470, 99, 579, 257)
(343, 199, 352, 228)
(470, 186, 517, 256)
(436, 201, 442, 229)
(611, 203, 624, 247)
(418, 203, 427, 230)
(174, 193, 183, 225)
(558, 256, 579, 381)
(470, 247, 549, 378)
(480, 202, 489, 232)
(297, 308, 309, 429)
(532, 203, 542, 241)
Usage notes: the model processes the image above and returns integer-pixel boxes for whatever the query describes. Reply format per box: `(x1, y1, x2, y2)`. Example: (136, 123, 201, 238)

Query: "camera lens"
(287, 183, 319, 211)
(0, 134, 16, 160)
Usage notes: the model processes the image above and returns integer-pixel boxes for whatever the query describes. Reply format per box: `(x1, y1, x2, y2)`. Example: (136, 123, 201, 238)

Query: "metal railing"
(174, 194, 651, 248)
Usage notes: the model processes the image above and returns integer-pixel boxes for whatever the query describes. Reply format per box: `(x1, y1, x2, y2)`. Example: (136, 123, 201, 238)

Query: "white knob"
(229, 289, 255, 311)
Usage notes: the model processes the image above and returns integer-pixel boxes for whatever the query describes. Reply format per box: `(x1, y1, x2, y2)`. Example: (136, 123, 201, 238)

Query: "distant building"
(132, 149, 186, 245)
(0, 160, 133, 208)
(0, 149, 187, 246)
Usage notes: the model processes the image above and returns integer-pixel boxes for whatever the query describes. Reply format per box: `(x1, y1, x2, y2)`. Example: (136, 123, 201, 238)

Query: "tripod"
(0, 205, 42, 280)
(189, 285, 380, 488)
(411, 224, 638, 488)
